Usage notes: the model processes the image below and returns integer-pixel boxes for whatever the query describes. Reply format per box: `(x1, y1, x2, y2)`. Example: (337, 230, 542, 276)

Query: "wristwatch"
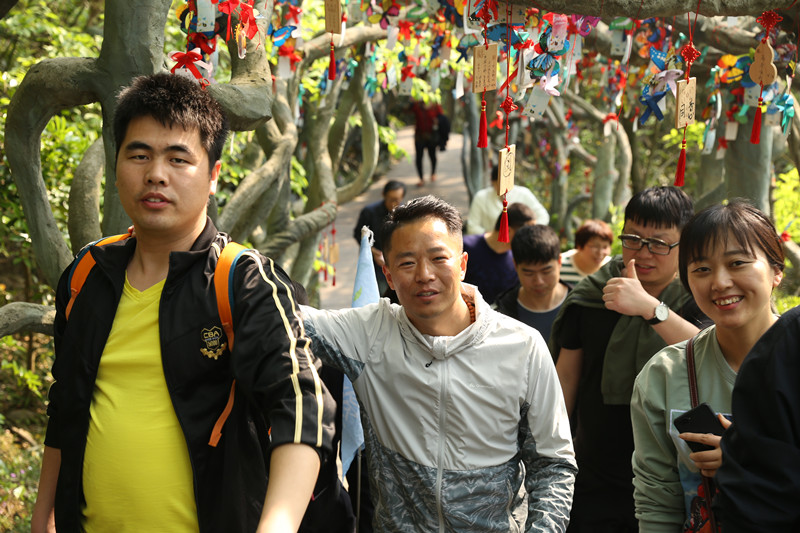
(648, 301, 670, 325)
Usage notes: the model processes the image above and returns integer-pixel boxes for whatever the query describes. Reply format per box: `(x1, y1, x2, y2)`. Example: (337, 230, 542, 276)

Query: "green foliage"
(775, 293, 800, 315)
(1, 0, 104, 256)
(291, 156, 309, 200)
(378, 120, 409, 161)
(608, 204, 626, 257)
(0, 430, 42, 533)
(773, 167, 799, 245)
(0, 2, 103, 527)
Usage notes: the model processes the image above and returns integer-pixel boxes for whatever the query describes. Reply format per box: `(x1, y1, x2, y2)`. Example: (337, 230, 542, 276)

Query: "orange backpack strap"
(65, 232, 133, 320)
(213, 241, 249, 351)
(209, 240, 251, 447)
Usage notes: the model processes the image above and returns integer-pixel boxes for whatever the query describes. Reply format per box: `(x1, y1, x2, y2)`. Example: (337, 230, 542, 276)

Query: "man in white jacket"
(302, 195, 576, 533)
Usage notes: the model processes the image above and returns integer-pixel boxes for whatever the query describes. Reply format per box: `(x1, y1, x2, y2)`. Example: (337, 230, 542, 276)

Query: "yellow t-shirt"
(82, 275, 199, 532)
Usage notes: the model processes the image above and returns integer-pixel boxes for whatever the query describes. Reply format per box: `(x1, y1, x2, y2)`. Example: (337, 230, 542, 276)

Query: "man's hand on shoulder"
(602, 259, 659, 318)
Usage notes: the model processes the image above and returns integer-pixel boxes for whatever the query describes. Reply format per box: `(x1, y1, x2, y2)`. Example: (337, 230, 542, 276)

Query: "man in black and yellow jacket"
(31, 73, 334, 533)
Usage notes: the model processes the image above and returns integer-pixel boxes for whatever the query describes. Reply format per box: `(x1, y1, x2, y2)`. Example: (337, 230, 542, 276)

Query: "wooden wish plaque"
(675, 77, 697, 129)
(325, 0, 341, 34)
(750, 41, 778, 88)
(496, 145, 516, 196)
(472, 43, 498, 93)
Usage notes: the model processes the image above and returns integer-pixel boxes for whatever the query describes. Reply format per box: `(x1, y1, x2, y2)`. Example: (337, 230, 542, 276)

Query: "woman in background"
(560, 219, 613, 284)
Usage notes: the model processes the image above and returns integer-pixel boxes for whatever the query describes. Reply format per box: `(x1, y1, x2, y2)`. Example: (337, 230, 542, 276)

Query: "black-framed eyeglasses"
(618, 234, 679, 256)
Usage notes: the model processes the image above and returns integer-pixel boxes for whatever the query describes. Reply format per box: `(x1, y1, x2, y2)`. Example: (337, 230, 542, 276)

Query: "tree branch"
(260, 203, 338, 258)
(336, 57, 380, 204)
(528, 0, 794, 17)
(68, 137, 104, 253)
(218, 84, 297, 241)
(5, 56, 100, 288)
(212, 15, 274, 131)
(300, 26, 387, 70)
(0, 303, 55, 338)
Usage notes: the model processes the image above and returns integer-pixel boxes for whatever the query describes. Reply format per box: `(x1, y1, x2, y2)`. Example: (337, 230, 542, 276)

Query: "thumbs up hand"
(624, 258, 638, 280)
(603, 259, 660, 318)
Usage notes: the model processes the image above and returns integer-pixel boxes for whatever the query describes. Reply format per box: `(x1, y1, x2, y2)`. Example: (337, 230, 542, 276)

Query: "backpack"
(65, 231, 251, 447)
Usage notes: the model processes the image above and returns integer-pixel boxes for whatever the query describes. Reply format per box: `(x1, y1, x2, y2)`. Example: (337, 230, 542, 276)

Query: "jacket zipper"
(435, 357, 448, 533)
(158, 281, 202, 520)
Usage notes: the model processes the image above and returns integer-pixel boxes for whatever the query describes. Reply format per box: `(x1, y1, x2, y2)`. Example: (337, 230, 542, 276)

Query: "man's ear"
(382, 264, 395, 290)
(209, 160, 221, 195)
(460, 251, 468, 280)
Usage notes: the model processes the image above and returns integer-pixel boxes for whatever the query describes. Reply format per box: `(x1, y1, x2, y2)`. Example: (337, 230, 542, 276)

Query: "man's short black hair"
(494, 202, 536, 231)
(381, 195, 462, 255)
(383, 180, 406, 196)
(114, 73, 229, 166)
(624, 186, 693, 230)
(511, 224, 560, 265)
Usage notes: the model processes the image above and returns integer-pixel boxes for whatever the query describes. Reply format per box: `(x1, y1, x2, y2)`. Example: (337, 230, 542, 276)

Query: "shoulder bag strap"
(686, 334, 699, 408)
(686, 334, 720, 532)
(65, 231, 133, 320)
(209, 239, 250, 447)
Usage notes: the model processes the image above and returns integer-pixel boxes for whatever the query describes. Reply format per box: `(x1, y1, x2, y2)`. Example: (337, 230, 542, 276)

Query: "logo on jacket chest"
(200, 327, 226, 360)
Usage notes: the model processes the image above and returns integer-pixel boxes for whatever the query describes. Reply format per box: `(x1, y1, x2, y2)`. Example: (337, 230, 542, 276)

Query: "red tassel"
(751, 96, 763, 144)
(332, 268, 336, 287)
(328, 39, 336, 80)
(498, 196, 509, 243)
(674, 138, 686, 187)
(477, 94, 488, 148)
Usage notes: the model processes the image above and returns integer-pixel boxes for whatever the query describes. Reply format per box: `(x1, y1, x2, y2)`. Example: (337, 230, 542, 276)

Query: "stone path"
(318, 127, 470, 309)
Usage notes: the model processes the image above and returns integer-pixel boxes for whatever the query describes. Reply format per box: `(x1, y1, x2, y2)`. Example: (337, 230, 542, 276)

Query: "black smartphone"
(673, 402, 726, 453)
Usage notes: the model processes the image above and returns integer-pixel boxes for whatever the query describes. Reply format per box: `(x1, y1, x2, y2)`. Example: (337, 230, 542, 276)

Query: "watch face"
(655, 303, 669, 321)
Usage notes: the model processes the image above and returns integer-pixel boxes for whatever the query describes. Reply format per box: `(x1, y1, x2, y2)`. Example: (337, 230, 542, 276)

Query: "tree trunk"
(68, 137, 104, 252)
(694, 152, 726, 210)
(461, 92, 485, 202)
(725, 112, 773, 214)
(593, 130, 618, 221)
(622, 117, 646, 195)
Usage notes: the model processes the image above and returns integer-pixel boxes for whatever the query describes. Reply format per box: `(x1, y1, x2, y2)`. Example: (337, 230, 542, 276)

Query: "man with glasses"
(550, 186, 709, 532)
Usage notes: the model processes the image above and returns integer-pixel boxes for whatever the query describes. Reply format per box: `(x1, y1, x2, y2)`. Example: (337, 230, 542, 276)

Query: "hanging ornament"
(749, 10, 781, 144)
(325, 0, 342, 80)
(470, 0, 499, 149)
(492, 1, 519, 243)
(673, 4, 702, 188)
(527, 14, 570, 85)
(472, 42, 498, 148)
(169, 49, 213, 86)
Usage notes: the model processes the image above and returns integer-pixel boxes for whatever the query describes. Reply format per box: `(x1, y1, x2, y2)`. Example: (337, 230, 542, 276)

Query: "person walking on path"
(463, 202, 536, 305)
(31, 73, 333, 533)
(495, 224, 572, 343)
(631, 201, 784, 532)
(466, 166, 549, 234)
(353, 180, 406, 296)
(551, 186, 709, 532)
(410, 99, 443, 187)
(560, 219, 613, 285)
(302, 195, 577, 532)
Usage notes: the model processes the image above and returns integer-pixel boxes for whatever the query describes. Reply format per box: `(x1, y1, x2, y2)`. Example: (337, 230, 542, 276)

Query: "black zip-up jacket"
(716, 305, 800, 532)
(46, 219, 334, 532)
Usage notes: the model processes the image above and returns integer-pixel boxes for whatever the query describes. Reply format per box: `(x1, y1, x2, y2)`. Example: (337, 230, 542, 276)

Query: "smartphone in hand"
(673, 402, 726, 453)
